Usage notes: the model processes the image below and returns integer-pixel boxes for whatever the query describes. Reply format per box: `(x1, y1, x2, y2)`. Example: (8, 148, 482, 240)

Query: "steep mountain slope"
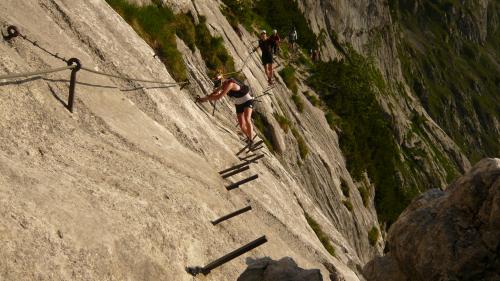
(0, 0, 381, 280)
(392, 0, 500, 161)
(295, 0, 471, 227)
(0, 0, 497, 280)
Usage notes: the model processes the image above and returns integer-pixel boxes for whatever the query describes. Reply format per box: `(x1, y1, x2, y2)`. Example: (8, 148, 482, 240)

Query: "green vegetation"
(342, 200, 353, 212)
(392, 0, 500, 161)
(291, 127, 308, 160)
(219, 0, 260, 31)
(304, 212, 336, 256)
(254, 0, 318, 50)
(194, 16, 237, 77)
(324, 111, 340, 130)
(368, 226, 379, 246)
(273, 113, 291, 133)
(358, 186, 370, 208)
(303, 91, 321, 107)
(279, 65, 305, 113)
(340, 180, 350, 197)
(297, 52, 314, 68)
(106, 0, 187, 80)
(291, 94, 304, 113)
(220, 0, 318, 50)
(105, 0, 236, 80)
(308, 48, 414, 224)
(279, 65, 299, 94)
(253, 111, 276, 152)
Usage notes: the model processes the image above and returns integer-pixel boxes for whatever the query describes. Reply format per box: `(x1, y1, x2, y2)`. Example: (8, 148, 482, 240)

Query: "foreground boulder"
(237, 257, 323, 281)
(364, 158, 500, 281)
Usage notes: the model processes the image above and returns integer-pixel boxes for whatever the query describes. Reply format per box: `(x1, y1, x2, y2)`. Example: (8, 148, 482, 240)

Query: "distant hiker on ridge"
(196, 74, 255, 144)
(288, 27, 298, 52)
(270, 29, 281, 55)
(254, 30, 275, 85)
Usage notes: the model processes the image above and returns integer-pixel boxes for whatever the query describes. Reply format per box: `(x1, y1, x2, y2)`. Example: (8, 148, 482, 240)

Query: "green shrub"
(106, 0, 236, 80)
(106, 0, 187, 80)
(308, 47, 413, 224)
(220, 0, 266, 32)
(303, 91, 320, 107)
(324, 111, 340, 130)
(340, 180, 349, 197)
(273, 113, 291, 133)
(220, 0, 318, 51)
(253, 111, 275, 152)
(291, 127, 308, 160)
(358, 186, 370, 207)
(291, 94, 304, 113)
(195, 16, 236, 77)
(279, 65, 299, 94)
(368, 226, 379, 246)
(297, 52, 314, 67)
(342, 200, 353, 212)
(393, 0, 500, 160)
(173, 13, 196, 51)
(304, 212, 336, 256)
(254, 0, 318, 50)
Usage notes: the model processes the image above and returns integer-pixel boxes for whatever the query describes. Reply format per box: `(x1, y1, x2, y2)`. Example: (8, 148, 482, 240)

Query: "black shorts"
(261, 53, 273, 66)
(235, 99, 254, 114)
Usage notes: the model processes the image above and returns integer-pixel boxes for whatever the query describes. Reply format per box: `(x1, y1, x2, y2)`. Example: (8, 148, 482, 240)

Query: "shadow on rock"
(237, 256, 323, 281)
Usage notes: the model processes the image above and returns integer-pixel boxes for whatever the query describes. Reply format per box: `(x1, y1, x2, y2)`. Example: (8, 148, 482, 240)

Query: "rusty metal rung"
(226, 174, 259, 190)
(218, 154, 264, 175)
(186, 236, 268, 276)
(221, 165, 250, 179)
(211, 205, 252, 225)
(249, 145, 264, 152)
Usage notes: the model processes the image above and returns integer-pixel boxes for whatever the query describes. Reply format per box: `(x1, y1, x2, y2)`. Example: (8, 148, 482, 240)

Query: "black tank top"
(227, 78, 250, 98)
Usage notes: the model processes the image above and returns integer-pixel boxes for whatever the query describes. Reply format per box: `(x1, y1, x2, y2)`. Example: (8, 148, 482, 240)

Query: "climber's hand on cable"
(195, 96, 205, 103)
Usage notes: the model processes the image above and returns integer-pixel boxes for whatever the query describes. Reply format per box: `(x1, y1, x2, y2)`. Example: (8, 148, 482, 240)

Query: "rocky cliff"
(0, 0, 498, 280)
(364, 158, 500, 281)
(0, 0, 379, 280)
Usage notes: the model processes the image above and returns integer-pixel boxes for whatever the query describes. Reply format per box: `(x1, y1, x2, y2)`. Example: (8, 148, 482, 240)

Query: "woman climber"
(196, 74, 255, 144)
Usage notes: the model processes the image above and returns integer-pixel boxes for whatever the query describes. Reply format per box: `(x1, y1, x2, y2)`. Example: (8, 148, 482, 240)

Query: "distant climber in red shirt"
(270, 29, 281, 55)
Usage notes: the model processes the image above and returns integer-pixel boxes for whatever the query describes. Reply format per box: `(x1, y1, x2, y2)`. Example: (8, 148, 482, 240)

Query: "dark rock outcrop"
(237, 257, 323, 281)
(364, 158, 500, 281)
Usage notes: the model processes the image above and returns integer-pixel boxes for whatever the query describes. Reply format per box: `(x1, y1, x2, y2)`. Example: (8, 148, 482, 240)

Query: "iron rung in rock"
(226, 174, 258, 190)
(186, 236, 268, 276)
(211, 205, 252, 225)
(221, 165, 250, 179)
(218, 154, 265, 175)
(249, 145, 264, 152)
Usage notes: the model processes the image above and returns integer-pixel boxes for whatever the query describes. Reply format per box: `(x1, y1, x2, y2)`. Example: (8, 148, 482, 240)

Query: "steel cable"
(8, 27, 188, 86)
(0, 65, 76, 80)
(80, 67, 188, 85)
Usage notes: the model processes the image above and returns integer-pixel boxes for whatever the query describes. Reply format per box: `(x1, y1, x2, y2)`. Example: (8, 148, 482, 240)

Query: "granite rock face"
(0, 0, 495, 280)
(364, 158, 500, 281)
(0, 0, 379, 280)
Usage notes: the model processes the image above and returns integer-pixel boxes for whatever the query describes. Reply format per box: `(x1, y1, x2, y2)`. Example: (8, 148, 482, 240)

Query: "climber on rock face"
(270, 29, 281, 55)
(255, 30, 275, 85)
(196, 74, 255, 144)
(288, 27, 298, 52)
